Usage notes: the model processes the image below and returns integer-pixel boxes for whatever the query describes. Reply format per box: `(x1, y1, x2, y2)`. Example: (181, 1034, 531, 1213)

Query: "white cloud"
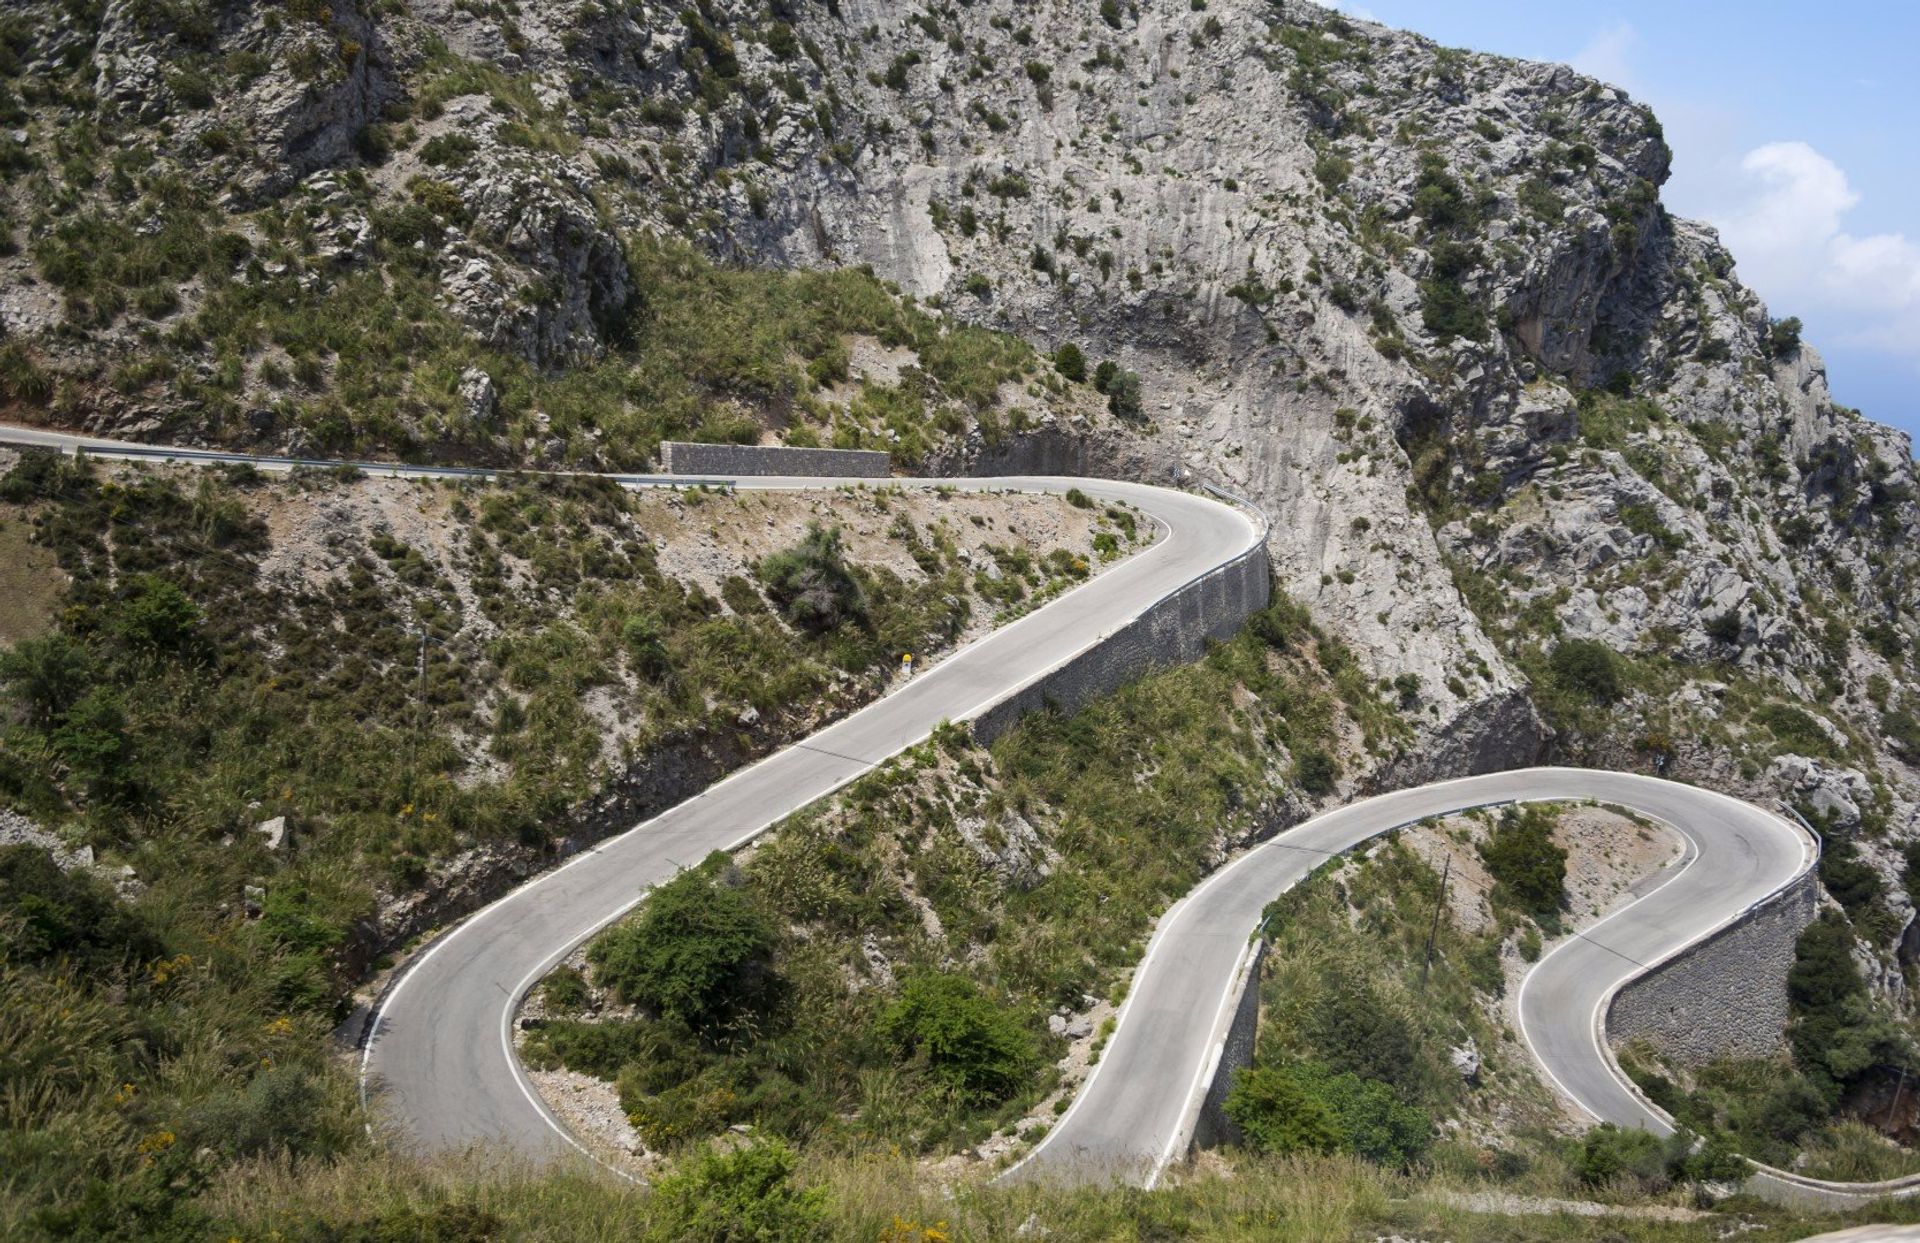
(1712, 142, 1920, 355)
(1571, 23, 1639, 93)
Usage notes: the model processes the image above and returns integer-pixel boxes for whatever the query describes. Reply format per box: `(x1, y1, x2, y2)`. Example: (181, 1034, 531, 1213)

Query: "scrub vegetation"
(0, 448, 1122, 1235)
(527, 595, 1367, 1157)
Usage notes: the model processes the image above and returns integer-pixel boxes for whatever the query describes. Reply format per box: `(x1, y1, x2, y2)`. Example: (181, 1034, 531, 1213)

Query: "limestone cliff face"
(2, 1, 1918, 939)
(607, 0, 1916, 820)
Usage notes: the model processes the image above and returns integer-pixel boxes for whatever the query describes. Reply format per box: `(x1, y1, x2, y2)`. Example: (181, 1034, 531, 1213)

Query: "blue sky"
(1325, 1, 1920, 446)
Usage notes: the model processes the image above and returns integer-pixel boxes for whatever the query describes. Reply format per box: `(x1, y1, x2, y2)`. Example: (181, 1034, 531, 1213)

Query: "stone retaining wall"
(1194, 939, 1267, 1150)
(658, 441, 891, 477)
(1608, 868, 1819, 1066)
(970, 537, 1271, 744)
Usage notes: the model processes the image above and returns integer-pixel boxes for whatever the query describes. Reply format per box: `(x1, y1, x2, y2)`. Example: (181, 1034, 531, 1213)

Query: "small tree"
(1769, 316, 1802, 358)
(1104, 368, 1143, 420)
(113, 576, 200, 651)
(52, 686, 129, 799)
(0, 632, 92, 726)
(1052, 341, 1087, 382)
(1293, 746, 1340, 795)
(1223, 1066, 1344, 1156)
(589, 859, 778, 1032)
(1479, 806, 1567, 922)
(877, 974, 1036, 1105)
(1548, 638, 1623, 703)
(758, 524, 866, 635)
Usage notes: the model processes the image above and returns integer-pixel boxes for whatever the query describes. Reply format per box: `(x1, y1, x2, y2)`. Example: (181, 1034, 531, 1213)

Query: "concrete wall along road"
(1608, 869, 1819, 1066)
(970, 537, 1271, 745)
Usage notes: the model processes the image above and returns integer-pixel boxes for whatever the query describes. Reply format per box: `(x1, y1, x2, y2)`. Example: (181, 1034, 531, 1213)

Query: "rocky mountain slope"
(2, 2, 1917, 949)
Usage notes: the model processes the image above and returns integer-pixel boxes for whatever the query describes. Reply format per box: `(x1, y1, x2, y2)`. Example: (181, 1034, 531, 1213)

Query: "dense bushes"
(588, 858, 779, 1031)
(0, 844, 158, 970)
(1787, 913, 1908, 1106)
(1226, 1063, 1432, 1168)
(1244, 837, 1506, 1177)
(1548, 638, 1623, 704)
(877, 974, 1038, 1106)
(648, 1139, 826, 1243)
(1477, 806, 1567, 923)
(1225, 1066, 1343, 1157)
(1092, 359, 1143, 419)
(1569, 1123, 1742, 1192)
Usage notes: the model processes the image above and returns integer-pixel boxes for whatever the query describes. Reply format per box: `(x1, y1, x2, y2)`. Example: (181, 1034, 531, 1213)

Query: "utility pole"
(1421, 855, 1451, 990)
(405, 622, 432, 796)
(1888, 1061, 1909, 1134)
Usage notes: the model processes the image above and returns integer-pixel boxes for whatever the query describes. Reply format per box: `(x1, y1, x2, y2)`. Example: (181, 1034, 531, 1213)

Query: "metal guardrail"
(35, 435, 735, 491)
(1198, 480, 1271, 539)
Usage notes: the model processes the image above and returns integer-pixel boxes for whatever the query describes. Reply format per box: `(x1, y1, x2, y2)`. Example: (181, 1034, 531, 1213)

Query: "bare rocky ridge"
(1, 1, 1917, 967)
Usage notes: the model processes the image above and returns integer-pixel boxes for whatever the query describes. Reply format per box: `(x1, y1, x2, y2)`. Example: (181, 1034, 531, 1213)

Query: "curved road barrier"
(6, 425, 1913, 1205)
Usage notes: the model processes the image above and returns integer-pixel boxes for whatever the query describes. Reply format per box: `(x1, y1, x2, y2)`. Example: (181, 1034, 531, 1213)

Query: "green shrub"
(1103, 369, 1142, 420)
(758, 524, 867, 635)
(0, 845, 159, 971)
(1548, 638, 1622, 704)
(1224, 1066, 1344, 1156)
(419, 132, 479, 167)
(1419, 240, 1489, 343)
(111, 576, 200, 651)
(182, 1064, 350, 1160)
(0, 342, 54, 405)
(1770, 316, 1802, 357)
(1299, 981, 1419, 1089)
(1786, 912, 1908, 1103)
(526, 1018, 659, 1078)
(1052, 342, 1086, 382)
(1817, 837, 1884, 916)
(877, 974, 1037, 1106)
(1887, 709, 1920, 760)
(1572, 1123, 1668, 1189)
(1617, 500, 1685, 550)
(648, 1139, 826, 1243)
(1753, 702, 1841, 758)
(51, 686, 130, 798)
(587, 859, 779, 1032)
(1293, 745, 1340, 795)
(1478, 806, 1566, 922)
(1295, 1063, 1432, 1168)
(0, 632, 94, 726)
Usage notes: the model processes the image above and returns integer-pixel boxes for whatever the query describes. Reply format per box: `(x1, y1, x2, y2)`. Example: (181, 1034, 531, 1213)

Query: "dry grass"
(0, 509, 61, 646)
(196, 1141, 1920, 1241)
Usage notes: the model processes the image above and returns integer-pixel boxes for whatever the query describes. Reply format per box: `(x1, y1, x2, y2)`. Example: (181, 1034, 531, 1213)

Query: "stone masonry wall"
(970, 537, 1271, 744)
(658, 441, 891, 477)
(1608, 869, 1820, 1066)
(1194, 938, 1267, 1150)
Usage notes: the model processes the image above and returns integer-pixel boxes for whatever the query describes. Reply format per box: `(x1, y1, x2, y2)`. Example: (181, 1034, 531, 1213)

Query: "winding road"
(1009, 768, 1816, 1189)
(1, 423, 1906, 1207)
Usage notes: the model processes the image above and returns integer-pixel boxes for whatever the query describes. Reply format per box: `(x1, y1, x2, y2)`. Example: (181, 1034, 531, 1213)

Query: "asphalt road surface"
(1010, 768, 1814, 1188)
(0, 422, 1260, 1165)
(358, 473, 1255, 1159)
(7, 424, 1890, 1204)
